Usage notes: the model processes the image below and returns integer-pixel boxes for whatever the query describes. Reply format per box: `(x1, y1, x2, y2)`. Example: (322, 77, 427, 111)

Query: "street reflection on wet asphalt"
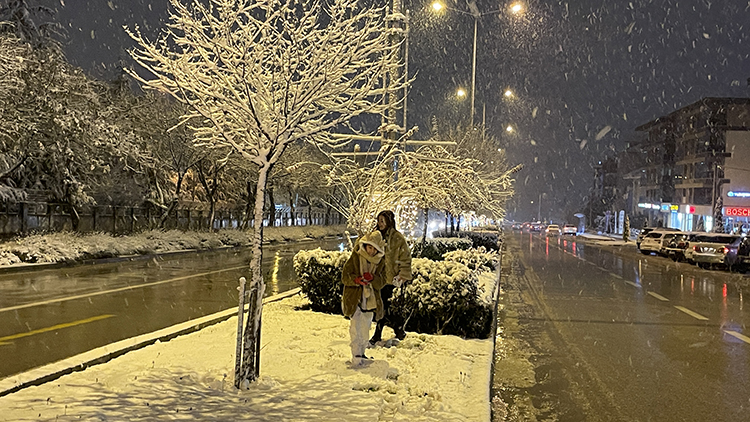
(506, 231, 750, 422)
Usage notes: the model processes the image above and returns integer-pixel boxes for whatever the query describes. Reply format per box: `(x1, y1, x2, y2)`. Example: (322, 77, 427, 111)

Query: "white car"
(639, 230, 682, 256)
(562, 224, 577, 235)
(545, 224, 561, 236)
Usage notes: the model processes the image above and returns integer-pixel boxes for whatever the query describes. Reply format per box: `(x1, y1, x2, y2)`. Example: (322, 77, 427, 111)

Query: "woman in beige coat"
(341, 231, 386, 366)
(369, 210, 412, 344)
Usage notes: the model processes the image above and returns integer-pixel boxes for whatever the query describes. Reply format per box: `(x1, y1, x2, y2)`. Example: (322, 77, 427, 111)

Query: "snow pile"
(0, 294, 492, 421)
(0, 226, 348, 266)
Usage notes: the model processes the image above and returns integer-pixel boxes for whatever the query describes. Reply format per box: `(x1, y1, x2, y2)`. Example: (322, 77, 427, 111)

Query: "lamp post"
(431, 1, 524, 127)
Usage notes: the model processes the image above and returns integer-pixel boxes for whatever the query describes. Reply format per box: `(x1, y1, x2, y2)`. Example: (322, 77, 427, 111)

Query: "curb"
(0, 288, 302, 398)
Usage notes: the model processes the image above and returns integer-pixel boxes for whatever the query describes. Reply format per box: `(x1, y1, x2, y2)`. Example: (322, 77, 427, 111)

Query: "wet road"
(502, 231, 750, 422)
(0, 238, 347, 379)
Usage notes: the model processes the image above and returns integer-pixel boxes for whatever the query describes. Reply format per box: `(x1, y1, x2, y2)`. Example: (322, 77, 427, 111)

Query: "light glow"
(510, 2, 524, 13)
(432, 1, 443, 11)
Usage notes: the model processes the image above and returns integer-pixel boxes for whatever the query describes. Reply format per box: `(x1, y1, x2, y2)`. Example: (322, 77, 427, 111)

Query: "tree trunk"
(242, 180, 255, 229)
(208, 199, 216, 230)
(236, 162, 271, 387)
(267, 186, 276, 227)
(288, 188, 296, 226)
(159, 199, 179, 229)
(69, 204, 81, 232)
(421, 208, 429, 245)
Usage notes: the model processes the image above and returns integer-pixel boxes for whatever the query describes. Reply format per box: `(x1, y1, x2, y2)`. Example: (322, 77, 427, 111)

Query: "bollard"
(234, 276, 247, 389)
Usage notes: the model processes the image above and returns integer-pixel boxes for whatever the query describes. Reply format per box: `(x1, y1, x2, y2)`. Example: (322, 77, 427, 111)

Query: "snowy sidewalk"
(0, 294, 492, 421)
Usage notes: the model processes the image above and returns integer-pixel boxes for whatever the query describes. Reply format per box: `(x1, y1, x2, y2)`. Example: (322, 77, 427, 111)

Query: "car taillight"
(723, 247, 729, 254)
(693, 245, 700, 252)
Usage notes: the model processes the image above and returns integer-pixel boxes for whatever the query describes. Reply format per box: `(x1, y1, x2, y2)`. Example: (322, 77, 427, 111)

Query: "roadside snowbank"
(0, 294, 492, 421)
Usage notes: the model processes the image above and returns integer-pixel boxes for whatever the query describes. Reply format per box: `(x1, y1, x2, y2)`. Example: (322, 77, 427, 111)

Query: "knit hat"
(359, 231, 386, 255)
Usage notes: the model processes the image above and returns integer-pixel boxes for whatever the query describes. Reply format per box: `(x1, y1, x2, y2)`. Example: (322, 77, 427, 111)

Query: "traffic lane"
(0, 238, 342, 311)
(0, 251, 248, 310)
(517, 234, 750, 422)
(0, 265, 243, 378)
(538, 234, 750, 340)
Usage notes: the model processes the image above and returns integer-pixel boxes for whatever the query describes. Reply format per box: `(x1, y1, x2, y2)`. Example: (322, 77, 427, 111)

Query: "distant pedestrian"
(341, 231, 386, 367)
(369, 210, 412, 345)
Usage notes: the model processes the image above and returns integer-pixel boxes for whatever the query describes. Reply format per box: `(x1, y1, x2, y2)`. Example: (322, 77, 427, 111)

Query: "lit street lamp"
(457, 88, 467, 98)
(431, 1, 525, 127)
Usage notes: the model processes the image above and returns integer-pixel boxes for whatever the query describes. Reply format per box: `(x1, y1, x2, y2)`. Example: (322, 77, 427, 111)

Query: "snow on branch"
(126, 0, 406, 168)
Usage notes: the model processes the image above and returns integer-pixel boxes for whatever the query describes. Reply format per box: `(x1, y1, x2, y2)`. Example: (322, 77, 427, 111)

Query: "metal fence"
(0, 202, 342, 236)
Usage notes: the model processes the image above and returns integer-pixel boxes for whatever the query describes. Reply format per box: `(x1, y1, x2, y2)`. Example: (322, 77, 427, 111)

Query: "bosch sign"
(724, 207, 750, 217)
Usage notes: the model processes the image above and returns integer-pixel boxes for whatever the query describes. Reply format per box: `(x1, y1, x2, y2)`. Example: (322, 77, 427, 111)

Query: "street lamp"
(456, 88, 467, 98)
(431, 1, 525, 128)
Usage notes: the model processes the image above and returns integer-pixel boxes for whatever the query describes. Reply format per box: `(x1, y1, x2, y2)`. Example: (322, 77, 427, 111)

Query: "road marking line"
(674, 306, 709, 321)
(724, 331, 750, 345)
(647, 292, 669, 302)
(0, 265, 247, 314)
(624, 280, 641, 288)
(0, 314, 115, 343)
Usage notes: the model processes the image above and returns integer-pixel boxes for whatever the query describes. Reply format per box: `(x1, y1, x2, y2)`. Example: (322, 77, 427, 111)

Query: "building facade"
(629, 98, 750, 233)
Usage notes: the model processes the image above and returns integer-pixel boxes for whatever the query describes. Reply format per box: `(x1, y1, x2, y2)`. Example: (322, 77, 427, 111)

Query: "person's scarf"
(356, 244, 382, 310)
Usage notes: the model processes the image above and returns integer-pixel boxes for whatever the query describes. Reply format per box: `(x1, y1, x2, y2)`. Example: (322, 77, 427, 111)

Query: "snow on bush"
(295, 248, 495, 339)
(390, 258, 492, 338)
(293, 248, 351, 313)
(443, 246, 498, 272)
(433, 230, 500, 251)
(411, 237, 473, 261)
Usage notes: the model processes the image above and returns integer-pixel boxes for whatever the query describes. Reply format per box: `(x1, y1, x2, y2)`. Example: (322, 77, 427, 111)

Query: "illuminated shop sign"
(638, 203, 660, 209)
(684, 205, 696, 214)
(670, 205, 679, 211)
(660, 203, 671, 213)
(724, 207, 750, 217)
(728, 191, 750, 198)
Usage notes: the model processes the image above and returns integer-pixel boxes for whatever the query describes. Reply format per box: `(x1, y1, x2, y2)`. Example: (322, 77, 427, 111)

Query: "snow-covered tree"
(0, 0, 61, 50)
(126, 0, 405, 386)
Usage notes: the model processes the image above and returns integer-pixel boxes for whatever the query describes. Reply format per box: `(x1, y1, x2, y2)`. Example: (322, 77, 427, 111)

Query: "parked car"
(562, 224, 577, 235)
(664, 232, 700, 262)
(511, 222, 523, 230)
(726, 236, 750, 272)
(545, 224, 561, 236)
(637, 227, 679, 250)
(639, 230, 683, 256)
(691, 234, 742, 269)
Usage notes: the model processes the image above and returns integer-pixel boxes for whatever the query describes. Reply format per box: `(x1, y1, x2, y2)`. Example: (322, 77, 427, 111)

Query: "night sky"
(47, 0, 750, 221)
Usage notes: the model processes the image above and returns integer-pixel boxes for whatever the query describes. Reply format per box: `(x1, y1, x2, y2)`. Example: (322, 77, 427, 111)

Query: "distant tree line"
(0, 1, 341, 231)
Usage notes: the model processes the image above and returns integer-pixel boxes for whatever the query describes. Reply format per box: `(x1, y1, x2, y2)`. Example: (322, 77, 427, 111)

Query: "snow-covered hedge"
(433, 230, 500, 251)
(443, 246, 498, 272)
(293, 248, 494, 338)
(390, 258, 492, 338)
(411, 237, 473, 261)
(293, 248, 351, 314)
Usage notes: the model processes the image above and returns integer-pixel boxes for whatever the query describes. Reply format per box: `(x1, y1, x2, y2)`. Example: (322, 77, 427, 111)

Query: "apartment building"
(629, 97, 750, 233)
